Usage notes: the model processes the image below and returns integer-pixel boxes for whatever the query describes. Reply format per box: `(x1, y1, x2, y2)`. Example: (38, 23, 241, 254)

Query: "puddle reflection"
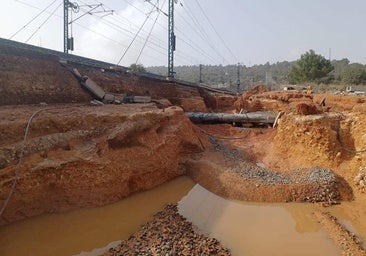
(179, 184, 340, 256)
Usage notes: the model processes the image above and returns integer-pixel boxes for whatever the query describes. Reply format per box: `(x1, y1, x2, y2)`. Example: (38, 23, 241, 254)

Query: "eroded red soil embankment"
(0, 47, 214, 112)
(233, 87, 366, 185)
(1, 45, 365, 255)
(0, 104, 209, 225)
(234, 85, 366, 113)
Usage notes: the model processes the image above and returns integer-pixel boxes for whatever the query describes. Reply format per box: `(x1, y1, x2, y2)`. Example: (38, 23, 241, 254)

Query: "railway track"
(0, 37, 236, 95)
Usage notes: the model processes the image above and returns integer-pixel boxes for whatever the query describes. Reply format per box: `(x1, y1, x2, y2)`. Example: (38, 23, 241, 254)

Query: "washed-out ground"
(1, 47, 366, 255)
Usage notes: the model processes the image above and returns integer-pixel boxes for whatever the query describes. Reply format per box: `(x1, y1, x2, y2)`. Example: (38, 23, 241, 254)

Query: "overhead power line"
(136, 0, 167, 64)
(9, 0, 59, 40)
(145, 0, 168, 16)
(122, 0, 218, 64)
(116, 4, 156, 65)
(175, 12, 219, 63)
(181, 2, 229, 63)
(78, 1, 169, 55)
(12, 0, 199, 66)
(11, 0, 169, 64)
(25, 1, 62, 43)
(193, 0, 238, 62)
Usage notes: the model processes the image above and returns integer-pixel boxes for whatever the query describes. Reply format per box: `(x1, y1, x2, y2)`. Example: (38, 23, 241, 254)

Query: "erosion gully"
(0, 176, 361, 256)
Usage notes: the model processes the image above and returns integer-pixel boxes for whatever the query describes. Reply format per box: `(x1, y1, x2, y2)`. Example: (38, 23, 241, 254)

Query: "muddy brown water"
(179, 184, 339, 256)
(0, 176, 343, 256)
(0, 177, 195, 256)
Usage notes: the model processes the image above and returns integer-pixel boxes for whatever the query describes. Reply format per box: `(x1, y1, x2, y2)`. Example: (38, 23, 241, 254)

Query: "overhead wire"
(25, 1, 63, 43)
(110, 0, 198, 65)
(131, 0, 223, 64)
(83, 0, 195, 64)
(11, 0, 163, 57)
(116, 4, 156, 65)
(175, 13, 220, 63)
(76, 3, 173, 59)
(74, 1, 195, 65)
(131, 0, 210, 64)
(12, 0, 169, 65)
(136, 0, 167, 64)
(12, 0, 219, 66)
(11, 0, 189, 66)
(193, 0, 238, 63)
(126, 0, 219, 64)
(89, 0, 191, 64)
(9, 0, 59, 40)
(179, 4, 208, 43)
(144, 0, 168, 16)
(181, 1, 228, 63)
(174, 8, 220, 63)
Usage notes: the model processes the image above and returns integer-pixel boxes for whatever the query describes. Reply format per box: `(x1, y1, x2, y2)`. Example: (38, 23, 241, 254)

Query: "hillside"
(147, 59, 366, 90)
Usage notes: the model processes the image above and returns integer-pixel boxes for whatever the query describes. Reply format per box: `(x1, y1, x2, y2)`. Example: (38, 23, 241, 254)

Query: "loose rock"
(104, 204, 231, 256)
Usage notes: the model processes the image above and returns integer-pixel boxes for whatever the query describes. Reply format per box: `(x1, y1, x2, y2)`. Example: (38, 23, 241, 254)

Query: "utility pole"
(168, 0, 176, 77)
(265, 71, 268, 86)
(64, 0, 79, 53)
(63, 0, 69, 53)
(237, 62, 240, 94)
(63, 0, 112, 54)
(199, 64, 203, 83)
(329, 48, 332, 61)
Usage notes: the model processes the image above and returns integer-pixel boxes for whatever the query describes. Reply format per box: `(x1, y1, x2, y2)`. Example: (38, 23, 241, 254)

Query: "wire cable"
(116, 5, 156, 65)
(10, 0, 59, 40)
(119, 0, 220, 64)
(136, 0, 167, 64)
(13, 0, 170, 65)
(0, 108, 46, 217)
(129, 0, 218, 64)
(25, 1, 62, 43)
(193, 0, 238, 63)
(181, 2, 228, 63)
(12, 0, 204, 65)
(76, 5, 169, 57)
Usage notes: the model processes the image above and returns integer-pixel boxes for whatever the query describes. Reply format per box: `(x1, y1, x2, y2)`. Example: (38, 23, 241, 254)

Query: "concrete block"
(103, 93, 115, 103)
(83, 78, 105, 99)
(132, 96, 151, 103)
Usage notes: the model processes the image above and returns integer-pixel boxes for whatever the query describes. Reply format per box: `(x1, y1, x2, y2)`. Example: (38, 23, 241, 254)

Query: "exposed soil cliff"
(0, 104, 208, 224)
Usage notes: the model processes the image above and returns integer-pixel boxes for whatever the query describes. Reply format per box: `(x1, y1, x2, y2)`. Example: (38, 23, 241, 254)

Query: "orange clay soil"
(204, 88, 366, 255)
(0, 104, 210, 224)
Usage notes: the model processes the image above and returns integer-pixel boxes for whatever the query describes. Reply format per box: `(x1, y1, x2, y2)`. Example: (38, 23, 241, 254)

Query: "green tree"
(342, 64, 366, 85)
(289, 50, 334, 84)
(331, 58, 350, 82)
(129, 63, 146, 73)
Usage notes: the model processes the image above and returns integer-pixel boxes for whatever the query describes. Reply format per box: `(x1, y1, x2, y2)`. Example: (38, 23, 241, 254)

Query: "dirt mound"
(187, 139, 353, 204)
(288, 100, 322, 115)
(0, 104, 209, 224)
(266, 113, 343, 171)
(313, 94, 366, 112)
(234, 85, 268, 112)
(234, 87, 316, 113)
(243, 84, 269, 99)
(234, 90, 366, 116)
(105, 204, 231, 256)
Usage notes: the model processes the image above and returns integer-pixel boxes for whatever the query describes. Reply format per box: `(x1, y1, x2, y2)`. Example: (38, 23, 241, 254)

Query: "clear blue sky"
(1, 0, 365, 67)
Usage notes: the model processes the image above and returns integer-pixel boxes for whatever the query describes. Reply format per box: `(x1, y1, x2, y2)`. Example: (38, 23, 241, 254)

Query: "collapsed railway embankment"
(1, 39, 366, 255)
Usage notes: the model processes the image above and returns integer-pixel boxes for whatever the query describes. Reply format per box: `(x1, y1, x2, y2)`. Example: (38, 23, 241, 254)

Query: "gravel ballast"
(105, 204, 231, 256)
